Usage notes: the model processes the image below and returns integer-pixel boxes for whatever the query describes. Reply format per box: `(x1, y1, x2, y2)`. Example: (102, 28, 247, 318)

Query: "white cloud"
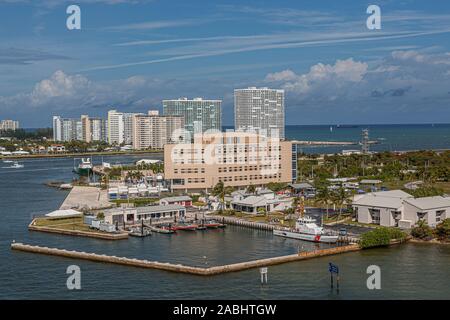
(264, 51, 450, 118)
(265, 58, 368, 95)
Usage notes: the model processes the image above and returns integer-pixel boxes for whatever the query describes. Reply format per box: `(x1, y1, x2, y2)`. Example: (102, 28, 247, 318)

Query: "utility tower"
(361, 129, 369, 154)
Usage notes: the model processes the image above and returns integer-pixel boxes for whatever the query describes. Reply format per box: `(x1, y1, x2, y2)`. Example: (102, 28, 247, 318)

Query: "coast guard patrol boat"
(273, 196, 339, 243)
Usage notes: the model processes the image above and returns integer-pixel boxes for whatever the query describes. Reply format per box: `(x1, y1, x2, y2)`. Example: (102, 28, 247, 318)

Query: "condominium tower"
(234, 87, 285, 139)
(52, 116, 82, 142)
(163, 98, 221, 141)
(0, 120, 19, 131)
(132, 111, 184, 150)
(81, 115, 107, 143)
(107, 110, 142, 145)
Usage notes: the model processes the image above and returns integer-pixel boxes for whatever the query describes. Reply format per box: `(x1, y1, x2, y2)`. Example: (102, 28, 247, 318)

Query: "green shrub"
(435, 218, 450, 241)
(411, 220, 434, 240)
(359, 227, 407, 249)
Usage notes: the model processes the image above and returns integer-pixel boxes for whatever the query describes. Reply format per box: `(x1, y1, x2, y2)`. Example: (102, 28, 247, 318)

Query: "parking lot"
(325, 223, 375, 236)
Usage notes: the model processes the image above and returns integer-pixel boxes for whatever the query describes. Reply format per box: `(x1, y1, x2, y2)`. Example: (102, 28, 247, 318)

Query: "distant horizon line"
(20, 122, 450, 130)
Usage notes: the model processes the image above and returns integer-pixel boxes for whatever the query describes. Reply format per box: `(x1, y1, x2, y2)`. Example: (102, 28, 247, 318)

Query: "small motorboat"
(2, 160, 13, 163)
(204, 221, 226, 229)
(128, 221, 151, 237)
(171, 223, 198, 231)
(4, 161, 24, 169)
(149, 225, 175, 234)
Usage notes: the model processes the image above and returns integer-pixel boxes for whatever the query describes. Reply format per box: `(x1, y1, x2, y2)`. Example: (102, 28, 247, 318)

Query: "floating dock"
(11, 242, 360, 276)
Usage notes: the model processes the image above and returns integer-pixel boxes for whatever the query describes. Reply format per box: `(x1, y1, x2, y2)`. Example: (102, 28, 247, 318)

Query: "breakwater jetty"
(11, 242, 360, 276)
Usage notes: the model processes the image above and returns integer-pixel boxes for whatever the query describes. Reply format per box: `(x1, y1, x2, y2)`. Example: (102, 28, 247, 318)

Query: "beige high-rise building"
(132, 111, 184, 150)
(81, 115, 91, 142)
(81, 115, 107, 143)
(164, 131, 296, 192)
(0, 120, 19, 131)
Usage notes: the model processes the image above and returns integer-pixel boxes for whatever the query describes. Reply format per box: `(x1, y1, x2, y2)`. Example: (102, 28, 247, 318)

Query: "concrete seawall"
(28, 222, 129, 240)
(11, 242, 360, 276)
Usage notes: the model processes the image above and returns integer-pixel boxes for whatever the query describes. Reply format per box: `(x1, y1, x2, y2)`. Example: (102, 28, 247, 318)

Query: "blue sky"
(0, 0, 450, 127)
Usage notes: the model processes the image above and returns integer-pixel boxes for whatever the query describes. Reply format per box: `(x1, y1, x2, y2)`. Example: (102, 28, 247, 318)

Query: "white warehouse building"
(353, 190, 450, 228)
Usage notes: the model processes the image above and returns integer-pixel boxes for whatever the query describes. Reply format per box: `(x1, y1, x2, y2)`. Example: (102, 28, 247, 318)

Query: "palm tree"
(246, 184, 256, 195)
(212, 181, 234, 212)
(315, 186, 331, 220)
(333, 186, 351, 221)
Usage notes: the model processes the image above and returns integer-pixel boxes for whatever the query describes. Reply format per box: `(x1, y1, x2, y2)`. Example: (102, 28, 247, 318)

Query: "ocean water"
(284, 124, 450, 154)
(0, 126, 450, 299)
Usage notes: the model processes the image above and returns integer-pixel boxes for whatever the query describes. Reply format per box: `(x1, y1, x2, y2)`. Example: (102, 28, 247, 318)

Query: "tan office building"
(164, 131, 296, 192)
(132, 111, 184, 150)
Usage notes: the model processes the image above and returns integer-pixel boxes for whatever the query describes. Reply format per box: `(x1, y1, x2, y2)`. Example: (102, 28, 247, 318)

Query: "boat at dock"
(204, 221, 226, 229)
(170, 223, 198, 231)
(148, 225, 175, 234)
(273, 216, 338, 243)
(128, 221, 152, 237)
(273, 195, 338, 243)
(73, 158, 93, 176)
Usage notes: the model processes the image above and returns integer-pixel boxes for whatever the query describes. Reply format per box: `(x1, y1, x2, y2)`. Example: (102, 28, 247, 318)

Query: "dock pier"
(208, 215, 359, 243)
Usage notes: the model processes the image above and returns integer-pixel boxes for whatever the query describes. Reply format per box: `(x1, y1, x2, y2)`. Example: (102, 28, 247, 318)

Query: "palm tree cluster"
(212, 181, 234, 211)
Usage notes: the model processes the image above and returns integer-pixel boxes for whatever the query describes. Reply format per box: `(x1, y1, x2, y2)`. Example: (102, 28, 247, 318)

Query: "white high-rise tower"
(234, 87, 285, 139)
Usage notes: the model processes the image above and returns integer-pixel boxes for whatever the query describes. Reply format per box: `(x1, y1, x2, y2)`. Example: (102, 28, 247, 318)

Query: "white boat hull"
(273, 229, 339, 243)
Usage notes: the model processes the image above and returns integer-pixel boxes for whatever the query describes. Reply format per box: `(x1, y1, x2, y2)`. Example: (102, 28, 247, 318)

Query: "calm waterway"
(1, 125, 450, 299)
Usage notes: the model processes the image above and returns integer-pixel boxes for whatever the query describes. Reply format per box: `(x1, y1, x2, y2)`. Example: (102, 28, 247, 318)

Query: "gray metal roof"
(289, 182, 314, 189)
(136, 204, 185, 213)
(160, 195, 192, 202)
(404, 196, 450, 210)
(360, 179, 383, 184)
(353, 190, 412, 209)
(232, 196, 268, 206)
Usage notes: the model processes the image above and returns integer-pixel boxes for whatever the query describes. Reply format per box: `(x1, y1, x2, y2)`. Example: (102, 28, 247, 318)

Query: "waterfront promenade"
(59, 186, 111, 210)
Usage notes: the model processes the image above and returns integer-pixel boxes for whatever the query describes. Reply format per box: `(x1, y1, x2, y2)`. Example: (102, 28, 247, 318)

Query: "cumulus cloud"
(0, 70, 233, 126)
(2, 50, 450, 126)
(265, 51, 450, 105)
(263, 50, 450, 123)
(265, 58, 368, 97)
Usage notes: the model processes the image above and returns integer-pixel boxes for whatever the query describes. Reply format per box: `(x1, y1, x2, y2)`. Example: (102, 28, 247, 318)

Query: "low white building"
(231, 194, 292, 214)
(353, 190, 449, 228)
(104, 204, 186, 225)
(353, 190, 411, 227)
(402, 196, 450, 228)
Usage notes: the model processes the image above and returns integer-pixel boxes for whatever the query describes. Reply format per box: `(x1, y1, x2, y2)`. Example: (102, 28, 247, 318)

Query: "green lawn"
(34, 217, 83, 227)
(111, 198, 159, 207)
(33, 217, 108, 233)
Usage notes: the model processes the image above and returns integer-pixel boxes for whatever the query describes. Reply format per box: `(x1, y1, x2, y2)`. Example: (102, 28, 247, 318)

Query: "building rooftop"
(368, 190, 413, 198)
(45, 209, 82, 218)
(232, 195, 268, 206)
(160, 195, 192, 202)
(136, 204, 185, 213)
(104, 204, 185, 216)
(360, 179, 383, 184)
(353, 190, 413, 209)
(289, 182, 314, 189)
(404, 196, 450, 210)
